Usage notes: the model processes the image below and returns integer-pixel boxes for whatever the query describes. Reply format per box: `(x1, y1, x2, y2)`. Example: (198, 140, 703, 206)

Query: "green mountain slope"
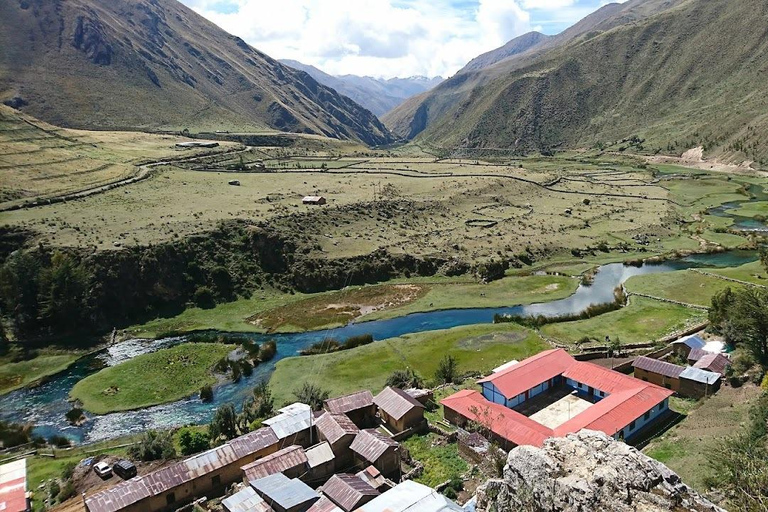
(0, 0, 393, 146)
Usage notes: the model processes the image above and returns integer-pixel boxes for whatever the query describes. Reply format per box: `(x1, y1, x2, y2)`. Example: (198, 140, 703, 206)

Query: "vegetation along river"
(0, 250, 756, 444)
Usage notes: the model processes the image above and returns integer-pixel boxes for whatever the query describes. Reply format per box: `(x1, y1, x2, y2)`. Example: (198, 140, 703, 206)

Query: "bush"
(0, 420, 32, 448)
(386, 368, 424, 389)
(435, 355, 458, 385)
(200, 384, 214, 402)
(58, 480, 76, 502)
(128, 430, 176, 461)
(259, 340, 277, 361)
(65, 408, 84, 424)
(62, 461, 77, 481)
(48, 480, 61, 503)
(178, 428, 210, 456)
(193, 286, 216, 309)
(48, 435, 71, 448)
(210, 403, 238, 441)
(294, 383, 330, 410)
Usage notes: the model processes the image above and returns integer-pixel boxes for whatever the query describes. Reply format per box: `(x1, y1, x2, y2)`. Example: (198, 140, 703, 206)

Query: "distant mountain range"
(280, 60, 443, 117)
(0, 0, 393, 146)
(383, 0, 768, 165)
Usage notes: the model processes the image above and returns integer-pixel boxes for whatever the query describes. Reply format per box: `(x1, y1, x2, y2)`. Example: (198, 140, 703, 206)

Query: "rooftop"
(315, 412, 360, 445)
(242, 445, 307, 482)
(632, 356, 685, 379)
(350, 430, 399, 462)
(321, 474, 379, 511)
(307, 496, 343, 512)
(306, 442, 335, 469)
(693, 353, 730, 375)
(221, 487, 272, 512)
(680, 366, 721, 385)
(673, 334, 706, 350)
(354, 480, 462, 512)
(373, 387, 424, 420)
(251, 473, 319, 510)
(263, 403, 312, 440)
(0, 459, 26, 512)
(325, 390, 374, 415)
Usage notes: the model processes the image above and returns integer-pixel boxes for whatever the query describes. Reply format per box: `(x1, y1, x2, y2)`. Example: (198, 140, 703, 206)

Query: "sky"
(180, 0, 621, 79)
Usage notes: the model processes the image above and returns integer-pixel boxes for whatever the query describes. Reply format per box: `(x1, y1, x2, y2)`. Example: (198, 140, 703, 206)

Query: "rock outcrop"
(476, 430, 724, 512)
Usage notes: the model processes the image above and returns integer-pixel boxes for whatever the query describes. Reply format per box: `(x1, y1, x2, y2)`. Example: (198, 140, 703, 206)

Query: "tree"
(710, 287, 768, 363)
(294, 383, 329, 410)
(209, 403, 238, 441)
(259, 340, 277, 361)
(0, 251, 41, 334)
(38, 252, 88, 331)
(252, 381, 274, 418)
(200, 384, 214, 403)
(386, 368, 424, 389)
(128, 430, 176, 461)
(435, 355, 458, 384)
(178, 428, 210, 456)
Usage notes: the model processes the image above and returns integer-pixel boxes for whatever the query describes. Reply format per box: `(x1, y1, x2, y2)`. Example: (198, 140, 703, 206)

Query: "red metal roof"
(631, 357, 684, 379)
(477, 349, 574, 399)
(443, 351, 674, 448)
(325, 390, 374, 414)
(687, 349, 707, 362)
(693, 353, 730, 375)
(373, 387, 424, 421)
(0, 459, 27, 512)
(242, 445, 307, 482)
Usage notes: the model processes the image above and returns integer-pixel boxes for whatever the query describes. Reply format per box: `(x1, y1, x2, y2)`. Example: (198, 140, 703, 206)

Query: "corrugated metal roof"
(632, 356, 685, 379)
(492, 360, 519, 373)
(441, 390, 552, 447)
(0, 459, 27, 512)
(221, 487, 272, 512)
(687, 349, 707, 362)
(478, 349, 574, 399)
(322, 474, 379, 512)
(325, 390, 375, 414)
(355, 466, 388, 491)
(251, 473, 319, 510)
(373, 387, 424, 421)
(693, 353, 730, 375)
(680, 366, 721, 385)
(229, 427, 279, 459)
(242, 445, 307, 481)
(263, 403, 312, 440)
(673, 335, 706, 350)
(316, 412, 359, 445)
(354, 480, 463, 512)
(306, 442, 335, 469)
(308, 496, 344, 512)
(350, 430, 398, 462)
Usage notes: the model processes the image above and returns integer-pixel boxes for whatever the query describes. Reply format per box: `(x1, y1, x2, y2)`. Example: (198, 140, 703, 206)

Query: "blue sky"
(181, 0, 620, 78)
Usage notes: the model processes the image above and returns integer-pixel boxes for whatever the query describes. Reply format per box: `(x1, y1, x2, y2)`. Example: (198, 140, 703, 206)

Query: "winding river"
(0, 250, 756, 444)
(708, 183, 768, 232)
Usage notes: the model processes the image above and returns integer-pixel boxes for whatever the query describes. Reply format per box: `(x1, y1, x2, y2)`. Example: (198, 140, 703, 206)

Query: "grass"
(0, 350, 83, 396)
(624, 269, 744, 306)
(269, 323, 548, 407)
(402, 433, 468, 487)
(69, 343, 234, 414)
(708, 260, 768, 285)
(540, 296, 707, 345)
(644, 384, 763, 492)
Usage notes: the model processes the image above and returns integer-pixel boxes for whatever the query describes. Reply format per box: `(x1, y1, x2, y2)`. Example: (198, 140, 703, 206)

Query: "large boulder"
(476, 430, 724, 512)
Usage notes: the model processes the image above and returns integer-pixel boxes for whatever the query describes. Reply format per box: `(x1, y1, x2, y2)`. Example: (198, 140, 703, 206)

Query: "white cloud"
(180, 0, 611, 78)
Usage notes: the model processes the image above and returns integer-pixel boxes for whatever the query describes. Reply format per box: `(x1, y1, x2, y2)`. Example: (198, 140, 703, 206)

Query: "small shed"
(321, 474, 379, 512)
(350, 430, 400, 478)
(632, 357, 683, 392)
(242, 445, 307, 482)
(324, 391, 376, 428)
(693, 353, 730, 375)
(305, 442, 335, 484)
(404, 388, 433, 407)
(222, 486, 271, 512)
(679, 367, 721, 399)
(251, 473, 319, 512)
(302, 196, 327, 205)
(314, 412, 359, 468)
(373, 387, 425, 433)
(671, 335, 706, 359)
(355, 466, 392, 493)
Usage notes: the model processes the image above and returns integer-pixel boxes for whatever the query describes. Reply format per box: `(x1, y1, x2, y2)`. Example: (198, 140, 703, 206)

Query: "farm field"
(69, 343, 234, 414)
(644, 383, 763, 492)
(624, 269, 745, 306)
(268, 322, 548, 407)
(540, 296, 708, 346)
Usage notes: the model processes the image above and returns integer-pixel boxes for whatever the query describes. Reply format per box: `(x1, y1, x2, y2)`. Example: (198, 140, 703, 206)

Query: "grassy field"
(269, 323, 548, 407)
(708, 260, 768, 284)
(644, 384, 763, 492)
(402, 433, 468, 488)
(69, 343, 233, 414)
(540, 296, 707, 345)
(0, 350, 83, 395)
(624, 269, 744, 306)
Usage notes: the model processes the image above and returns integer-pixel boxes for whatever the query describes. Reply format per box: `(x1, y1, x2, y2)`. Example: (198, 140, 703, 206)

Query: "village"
(0, 327, 733, 512)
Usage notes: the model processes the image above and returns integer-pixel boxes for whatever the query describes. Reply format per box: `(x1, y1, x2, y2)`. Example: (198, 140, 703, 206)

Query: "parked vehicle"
(113, 459, 137, 480)
(93, 461, 112, 478)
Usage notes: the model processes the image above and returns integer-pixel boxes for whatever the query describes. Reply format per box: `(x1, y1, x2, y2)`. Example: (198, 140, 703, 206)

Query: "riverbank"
(0, 349, 85, 396)
(69, 343, 234, 415)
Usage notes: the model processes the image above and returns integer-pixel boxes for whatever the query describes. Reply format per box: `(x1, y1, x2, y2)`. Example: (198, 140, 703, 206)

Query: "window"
(577, 382, 583, 389)
(644, 411, 651, 421)
(664, 383, 671, 389)
(629, 420, 636, 431)
(212, 475, 221, 488)
(166, 493, 176, 506)
(588, 386, 594, 395)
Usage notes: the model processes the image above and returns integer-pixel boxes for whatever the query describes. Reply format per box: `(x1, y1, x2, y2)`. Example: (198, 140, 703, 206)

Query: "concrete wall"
(633, 368, 680, 392)
(679, 377, 720, 399)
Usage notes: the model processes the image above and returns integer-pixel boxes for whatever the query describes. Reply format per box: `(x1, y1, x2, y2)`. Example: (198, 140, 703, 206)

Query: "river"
(0, 250, 757, 444)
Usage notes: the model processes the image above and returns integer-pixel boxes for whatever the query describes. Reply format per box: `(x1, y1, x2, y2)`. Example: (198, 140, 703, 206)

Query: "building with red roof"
(442, 349, 673, 449)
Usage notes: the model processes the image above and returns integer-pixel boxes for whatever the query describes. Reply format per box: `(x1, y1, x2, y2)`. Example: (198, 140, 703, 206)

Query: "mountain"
(279, 59, 442, 117)
(383, 0, 745, 152)
(459, 31, 550, 74)
(0, 0, 393, 146)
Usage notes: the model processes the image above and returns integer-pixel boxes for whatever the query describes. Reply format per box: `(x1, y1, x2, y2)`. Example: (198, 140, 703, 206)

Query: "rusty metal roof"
(221, 486, 272, 512)
(86, 427, 279, 512)
(687, 349, 707, 362)
(373, 387, 424, 421)
(350, 430, 398, 462)
(322, 474, 379, 512)
(308, 496, 344, 512)
(242, 445, 307, 481)
(632, 356, 685, 379)
(355, 466, 390, 491)
(693, 353, 730, 375)
(316, 412, 360, 445)
(325, 390, 374, 414)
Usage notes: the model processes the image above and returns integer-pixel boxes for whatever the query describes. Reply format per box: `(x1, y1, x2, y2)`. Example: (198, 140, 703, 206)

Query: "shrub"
(48, 480, 61, 503)
(200, 384, 214, 402)
(209, 403, 238, 441)
(386, 368, 424, 389)
(178, 428, 210, 456)
(128, 430, 176, 461)
(259, 340, 277, 361)
(435, 355, 458, 385)
(193, 286, 216, 309)
(58, 480, 76, 502)
(48, 435, 71, 448)
(62, 461, 77, 481)
(294, 383, 330, 410)
(65, 408, 84, 424)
